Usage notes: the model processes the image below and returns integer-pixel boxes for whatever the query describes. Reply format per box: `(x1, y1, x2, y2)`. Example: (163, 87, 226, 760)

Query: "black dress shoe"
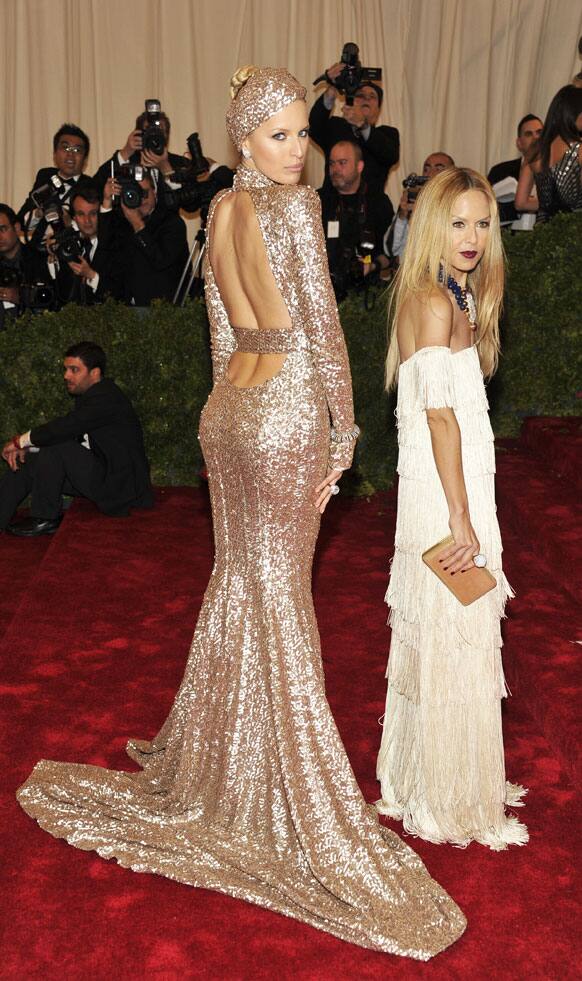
(7, 516, 63, 537)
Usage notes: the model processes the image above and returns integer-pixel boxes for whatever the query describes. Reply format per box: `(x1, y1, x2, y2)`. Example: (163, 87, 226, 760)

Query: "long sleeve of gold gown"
(17, 166, 466, 958)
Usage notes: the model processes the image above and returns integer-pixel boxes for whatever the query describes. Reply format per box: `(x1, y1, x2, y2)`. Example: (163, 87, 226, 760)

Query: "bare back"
(209, 190, 291, 387)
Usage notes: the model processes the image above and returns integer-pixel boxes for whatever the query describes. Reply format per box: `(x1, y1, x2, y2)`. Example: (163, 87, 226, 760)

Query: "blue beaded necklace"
(445, 273, 478, 331)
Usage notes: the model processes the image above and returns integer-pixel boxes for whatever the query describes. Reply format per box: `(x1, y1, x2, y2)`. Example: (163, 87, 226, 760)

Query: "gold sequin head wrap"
(226, 67, 307, 150)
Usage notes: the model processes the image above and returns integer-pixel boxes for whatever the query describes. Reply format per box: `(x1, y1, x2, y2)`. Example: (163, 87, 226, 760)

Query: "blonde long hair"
(385, 167, 504, 390)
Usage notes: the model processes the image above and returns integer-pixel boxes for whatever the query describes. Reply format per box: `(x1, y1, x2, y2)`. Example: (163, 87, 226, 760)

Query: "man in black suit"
(318, 140, 393, 300)
(47, 185, 118, 306)
(488, 114, 543, 185)
(309, 62, 399, 194)
(16, 124, 93, 231)
(0, 342, 154, 537)
(0, 204, 52, 322)
(92, 109, 188, 195)
(488, 114, 543, 222)
(101, 171, 189, 306)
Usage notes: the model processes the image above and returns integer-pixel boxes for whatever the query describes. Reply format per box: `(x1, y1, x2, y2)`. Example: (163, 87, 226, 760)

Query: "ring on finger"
(473, 553, 487, 568)
(329, 484, 340, 496)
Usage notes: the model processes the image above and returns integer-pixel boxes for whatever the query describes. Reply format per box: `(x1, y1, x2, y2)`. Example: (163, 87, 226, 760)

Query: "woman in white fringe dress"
(376, 168, 528, 850)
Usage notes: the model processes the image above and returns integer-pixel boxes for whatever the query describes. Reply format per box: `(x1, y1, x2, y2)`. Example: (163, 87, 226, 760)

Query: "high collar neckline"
(234, 164, 276, 190)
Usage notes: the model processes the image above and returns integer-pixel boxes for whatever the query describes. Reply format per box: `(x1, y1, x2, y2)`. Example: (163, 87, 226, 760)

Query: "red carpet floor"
(1, 425, 580, 979)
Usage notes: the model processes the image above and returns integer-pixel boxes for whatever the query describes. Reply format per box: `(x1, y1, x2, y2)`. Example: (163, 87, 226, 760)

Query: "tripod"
(173, 226, 206, 306)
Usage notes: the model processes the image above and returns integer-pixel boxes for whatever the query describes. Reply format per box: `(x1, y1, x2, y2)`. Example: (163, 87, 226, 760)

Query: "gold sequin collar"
(233, 165, 276, 190)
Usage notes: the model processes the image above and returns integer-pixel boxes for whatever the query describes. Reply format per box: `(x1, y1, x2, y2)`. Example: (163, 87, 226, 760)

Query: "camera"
(0, 265, 21, 288)
(402, 173, 429, 203)
(162, 133, 232, 222)
(141, 98, 167, 155)
(30, 174, 66, 211)
(42, 204, 85, 264)
(114, 164, 147, 209)
(331, 231, 378, 301)
(314, 43, 382, 106)
(20, 282, 55, 311)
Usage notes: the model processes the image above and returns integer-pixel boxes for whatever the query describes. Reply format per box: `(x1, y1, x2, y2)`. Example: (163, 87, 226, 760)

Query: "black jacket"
(104, 205, 189, 306)
(52, 227, 119, 307)
(30, 378, 154, 516)
(318, 183, 394, 282)
(487, 157, 522, 185)
(309, 95, 399, 194)
(487, 158, 523, 223)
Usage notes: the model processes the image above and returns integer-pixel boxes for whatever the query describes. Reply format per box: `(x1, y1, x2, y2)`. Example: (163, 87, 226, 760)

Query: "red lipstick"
(460, 251, 477, 258)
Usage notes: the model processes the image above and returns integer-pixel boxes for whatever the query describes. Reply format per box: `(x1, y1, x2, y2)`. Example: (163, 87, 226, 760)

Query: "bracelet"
(330, 424, 360, 444)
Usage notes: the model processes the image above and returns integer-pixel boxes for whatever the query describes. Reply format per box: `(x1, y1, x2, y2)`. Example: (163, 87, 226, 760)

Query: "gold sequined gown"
(17, 165, 466, 958)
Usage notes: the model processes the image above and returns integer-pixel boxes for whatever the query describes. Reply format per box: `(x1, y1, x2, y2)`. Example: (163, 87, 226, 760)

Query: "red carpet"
(0, 426, 579, 979)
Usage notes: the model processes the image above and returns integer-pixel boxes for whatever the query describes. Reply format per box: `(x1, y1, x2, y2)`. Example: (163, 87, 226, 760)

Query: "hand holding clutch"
(422, 535, 497, 606)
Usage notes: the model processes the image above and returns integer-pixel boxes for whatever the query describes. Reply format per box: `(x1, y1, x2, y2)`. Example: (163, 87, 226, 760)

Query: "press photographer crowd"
(1, 43, 581, 323)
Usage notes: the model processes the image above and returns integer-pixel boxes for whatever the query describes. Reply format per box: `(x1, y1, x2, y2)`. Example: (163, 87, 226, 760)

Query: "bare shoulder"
(403, 289, 453, 349)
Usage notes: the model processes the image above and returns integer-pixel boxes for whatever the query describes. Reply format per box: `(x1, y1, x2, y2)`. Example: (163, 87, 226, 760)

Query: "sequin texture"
(16, 164, 466, 958)
(226, 68, 307, 149)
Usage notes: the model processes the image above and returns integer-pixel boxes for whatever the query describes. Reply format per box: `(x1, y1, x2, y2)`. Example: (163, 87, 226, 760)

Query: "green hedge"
(0, 213, 579, 492)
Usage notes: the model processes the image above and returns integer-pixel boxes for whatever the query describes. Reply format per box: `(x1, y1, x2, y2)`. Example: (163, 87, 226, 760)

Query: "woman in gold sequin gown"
(17, 68, 466, 958)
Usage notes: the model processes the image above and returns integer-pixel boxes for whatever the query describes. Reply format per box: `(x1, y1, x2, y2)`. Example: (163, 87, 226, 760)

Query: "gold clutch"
(422, 535, 497, 606)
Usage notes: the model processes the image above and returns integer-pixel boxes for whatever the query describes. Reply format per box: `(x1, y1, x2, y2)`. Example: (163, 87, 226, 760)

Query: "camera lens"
(122, 185, 142, 209)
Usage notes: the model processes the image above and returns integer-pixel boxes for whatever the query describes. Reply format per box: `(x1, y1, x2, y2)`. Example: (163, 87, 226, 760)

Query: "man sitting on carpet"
(0, 341, 154, 537)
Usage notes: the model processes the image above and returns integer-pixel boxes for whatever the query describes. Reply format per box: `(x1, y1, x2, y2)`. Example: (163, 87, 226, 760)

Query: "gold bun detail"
(225, 67, 307, 150)
(229, 65, 259, 100)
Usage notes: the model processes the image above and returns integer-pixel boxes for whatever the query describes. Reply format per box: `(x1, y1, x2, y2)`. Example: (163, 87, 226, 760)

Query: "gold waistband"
(231, 327, 300, 354)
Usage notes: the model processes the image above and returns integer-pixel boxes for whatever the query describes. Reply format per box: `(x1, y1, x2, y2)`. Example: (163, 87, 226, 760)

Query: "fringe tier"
(377, 347, 528, 851)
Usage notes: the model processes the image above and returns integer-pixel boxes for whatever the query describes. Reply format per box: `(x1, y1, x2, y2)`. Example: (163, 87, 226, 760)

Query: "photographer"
(310, 58, 399, 194)
(46, 185, 118, 307)
(318, 140, 393, 301)
(0, 341, 153, 537)
(101, 170, 189, 306)
(16, 124, 92, 233)
(384, 151, 455, 260)
(93, 104, 188, 194)
(0, 204, 52, 322)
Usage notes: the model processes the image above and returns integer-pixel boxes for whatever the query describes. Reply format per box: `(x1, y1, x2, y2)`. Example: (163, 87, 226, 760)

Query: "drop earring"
(242, 147, 252, 160)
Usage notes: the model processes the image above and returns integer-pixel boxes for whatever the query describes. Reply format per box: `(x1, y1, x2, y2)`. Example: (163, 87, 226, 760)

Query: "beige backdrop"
(1, 0, 581, 215)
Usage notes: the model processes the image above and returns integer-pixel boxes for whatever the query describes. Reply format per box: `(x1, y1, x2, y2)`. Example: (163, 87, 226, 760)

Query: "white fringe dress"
(376, 345, 528, 850)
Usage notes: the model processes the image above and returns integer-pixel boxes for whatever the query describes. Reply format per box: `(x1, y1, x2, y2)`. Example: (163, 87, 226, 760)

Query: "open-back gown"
(17, 166, 466, 957)
(377, 344, 528, 850)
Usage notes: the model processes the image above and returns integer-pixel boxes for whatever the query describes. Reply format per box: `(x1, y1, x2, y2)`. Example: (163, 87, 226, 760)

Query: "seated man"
(16, 124, 93, 233)
(385, 151, 455, 260)
(310, 64, 399, 194)
(0, 204, 52, 321)
(487, 114, 543, 223)
(101, 171, 189, 306)
(47, 184, 118, 307)
(1, 342, 154, 537)
(318, 140, 394, 300)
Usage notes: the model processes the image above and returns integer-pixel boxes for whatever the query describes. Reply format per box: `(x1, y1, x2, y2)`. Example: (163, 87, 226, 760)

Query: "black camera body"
(141, 98, 167, 155)
(114, 164, 147, 209)
(0, 265, 22, 288)
(402, 173, 429, 203)
(162, 134, 232, 223)
(0, 262, 55, 311)
(316, 43, 382, 106)
(332, 230, 378, 301)
(30, 174, 66, 212)
(53, 226, 85, 264)
(20, 282, 55, 311)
